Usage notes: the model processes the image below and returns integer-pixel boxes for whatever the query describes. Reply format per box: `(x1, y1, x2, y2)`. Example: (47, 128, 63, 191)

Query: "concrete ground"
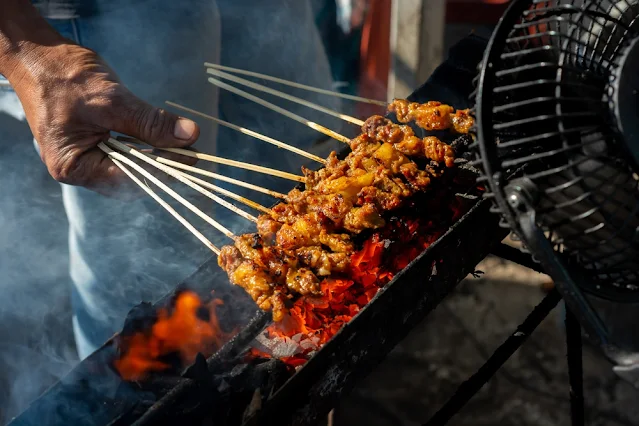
(333, 258, 639, 426)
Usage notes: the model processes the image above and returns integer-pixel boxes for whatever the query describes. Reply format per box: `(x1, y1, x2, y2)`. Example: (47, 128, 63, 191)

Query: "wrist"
(0, 1, 66, 83)
(1, 37, 70, 90)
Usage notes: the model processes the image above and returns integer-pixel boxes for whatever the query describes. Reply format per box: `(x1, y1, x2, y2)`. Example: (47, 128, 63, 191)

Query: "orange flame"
(114, 292, 229, 381)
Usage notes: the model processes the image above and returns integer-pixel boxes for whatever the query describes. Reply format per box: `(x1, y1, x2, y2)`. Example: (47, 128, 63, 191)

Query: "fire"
(114, 292, 229, 381)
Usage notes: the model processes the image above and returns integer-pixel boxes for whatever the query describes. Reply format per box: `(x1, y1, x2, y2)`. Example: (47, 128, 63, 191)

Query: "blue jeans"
(1, 0, 340, 359)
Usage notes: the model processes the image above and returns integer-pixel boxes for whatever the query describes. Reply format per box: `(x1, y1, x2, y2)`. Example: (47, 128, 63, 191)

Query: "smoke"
(214, 0, 344, 227)
(0, 102, 219, 424)
(0, 112, 77, 423)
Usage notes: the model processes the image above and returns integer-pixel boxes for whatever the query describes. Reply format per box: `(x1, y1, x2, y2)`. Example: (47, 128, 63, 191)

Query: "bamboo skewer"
(151, 154, 287, 199)
(165, 101, 325, 164)
(155, 145, 306, 183)
(107, 139, 258, 223)
(108, 155, 221, 256)
(139, 151, 274, 214)
(207, 76, 352, 144)
(98, 142, 234, 241)
(203, 62, 387, 107)
(150, 157, 273, 215)
(114, 136, 286, 199)
(205, 68, 365, 127)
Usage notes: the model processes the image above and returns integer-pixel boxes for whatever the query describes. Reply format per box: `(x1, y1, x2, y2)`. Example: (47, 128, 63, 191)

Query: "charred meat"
(388, 99, 474, 134)
(218, 99, 474, 320)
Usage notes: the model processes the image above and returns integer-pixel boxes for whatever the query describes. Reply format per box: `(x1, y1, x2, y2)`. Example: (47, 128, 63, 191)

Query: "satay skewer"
(155, 145, 306, 183)
(207, 76, 351, 144)
(163, 164, 273, 216)
(149, 154, 287, 199)
(115, 136, 287, 199)
(98, 142, 235, 241)
(205, 68, 365, 126)
(165, 101, 326, 164)
(106, 139, 257, 224)
(138, 152, 273, 214)
(203, 62, 387, 106)
(107, 155, 221, 255)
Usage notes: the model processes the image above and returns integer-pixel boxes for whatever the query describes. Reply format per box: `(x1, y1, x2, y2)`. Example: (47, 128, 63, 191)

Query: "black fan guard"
(471, 0, 639, 310)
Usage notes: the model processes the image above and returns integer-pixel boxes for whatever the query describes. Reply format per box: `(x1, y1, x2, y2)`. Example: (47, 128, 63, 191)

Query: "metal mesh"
(472, 0, 639, 297)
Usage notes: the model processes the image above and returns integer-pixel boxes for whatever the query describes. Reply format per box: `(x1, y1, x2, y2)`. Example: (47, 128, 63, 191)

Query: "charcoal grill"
(8, 34, 583, 426)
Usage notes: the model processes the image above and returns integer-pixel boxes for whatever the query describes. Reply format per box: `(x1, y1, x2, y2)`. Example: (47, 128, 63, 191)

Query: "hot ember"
(249, 192, 468, 368)
(114, 292, 230, 381)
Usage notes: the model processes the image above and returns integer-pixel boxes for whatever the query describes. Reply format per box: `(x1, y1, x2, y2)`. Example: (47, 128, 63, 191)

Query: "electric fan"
(471, 0, 639, 356)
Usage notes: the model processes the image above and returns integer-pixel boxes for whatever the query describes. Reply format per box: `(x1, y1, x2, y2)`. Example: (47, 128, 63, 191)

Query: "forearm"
(0, 0, 65, 81)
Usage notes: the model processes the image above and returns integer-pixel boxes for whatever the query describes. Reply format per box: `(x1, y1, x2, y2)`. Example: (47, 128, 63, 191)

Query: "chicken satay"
(285, 188, 353, 226)
(276, 212, 326, 250)
(396, 135, 455, 168)
(388, 99, 474, 134)
(234, 234, 298, 279)
(256, 214, 282, 244)
(450, 109, 474, 134)
(219, 245, 288, 321)
(356, 187, 403, 211)
(295, 246, 350, 276)
(312, 171, 376, 199)
(302, 152, 347, 189)
(274, 212, 358, 252)
(318, 230, 355, 252)
(343, 203, 385, 233)
(221, 240, 322, 317)
(285, 267, 322, 296)
(362, 115, 456, 167)
(399, 162, 432, 189)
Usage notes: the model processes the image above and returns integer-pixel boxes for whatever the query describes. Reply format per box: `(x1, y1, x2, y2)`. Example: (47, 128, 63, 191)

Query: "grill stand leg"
(422, 289, 561, 426)
(566, 308, 585, 426)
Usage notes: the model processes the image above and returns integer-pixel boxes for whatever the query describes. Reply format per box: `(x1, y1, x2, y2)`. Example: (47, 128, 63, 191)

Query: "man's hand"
(8, 41, 199, 195)
(0, 0, 200, 195)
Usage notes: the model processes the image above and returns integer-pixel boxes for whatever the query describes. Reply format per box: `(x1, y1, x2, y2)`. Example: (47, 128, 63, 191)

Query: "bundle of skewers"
(99, 64, 474, 333)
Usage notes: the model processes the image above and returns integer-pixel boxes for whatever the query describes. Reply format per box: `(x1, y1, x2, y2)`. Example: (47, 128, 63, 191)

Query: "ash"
(253, 332, 320, 359)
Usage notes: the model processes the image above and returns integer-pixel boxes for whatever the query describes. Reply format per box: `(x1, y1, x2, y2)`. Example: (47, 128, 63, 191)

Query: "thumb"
(112, 94, 200, 148)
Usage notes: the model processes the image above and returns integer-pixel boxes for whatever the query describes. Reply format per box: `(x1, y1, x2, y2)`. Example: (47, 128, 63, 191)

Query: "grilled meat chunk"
(388, 99, 474, 134)
(219, 245, 288, 321)
(256, 215, 282, 244)
(344, 204, 385, 233)
(296, 246, 350, 276)
(363, 115, 456, 167)
(285, 189, 353, 226)
(318, 231, 354, 253)
(451, 109, 474, 134)
(285, 267, 321, 296)
(276, 213, 326, 250)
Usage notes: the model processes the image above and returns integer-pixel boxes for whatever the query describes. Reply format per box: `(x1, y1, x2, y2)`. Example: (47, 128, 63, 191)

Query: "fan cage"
(471, 0, 639, 298)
